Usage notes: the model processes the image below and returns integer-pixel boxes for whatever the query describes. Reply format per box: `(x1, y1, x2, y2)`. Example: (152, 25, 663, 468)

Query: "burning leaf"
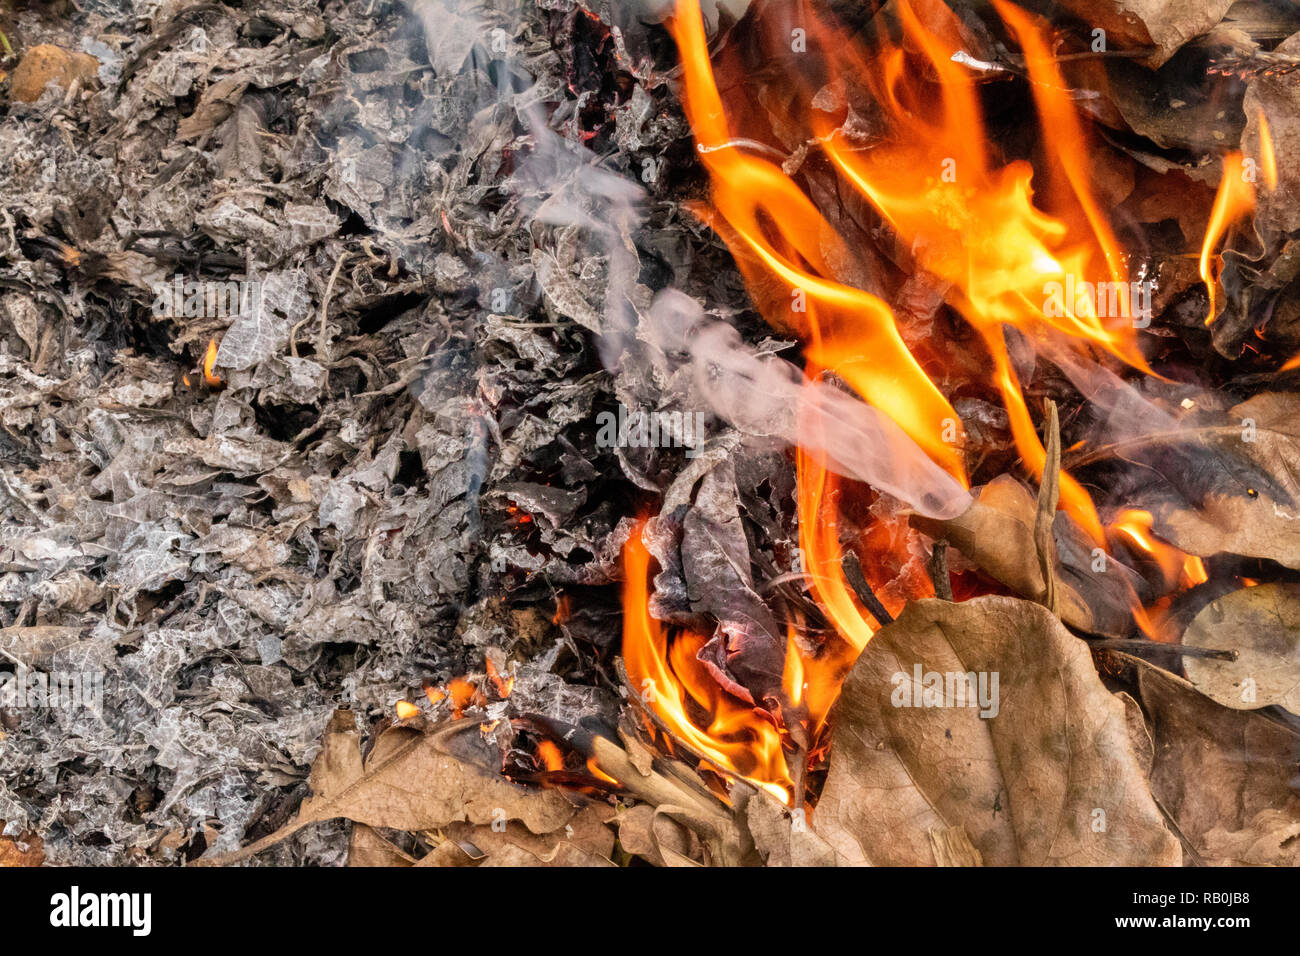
(1181, 582, 1300, 715)
(815, 597, 1180, 865)
(204, 712, 577, 864)
(1245, 32, 1300, 236)
(1129, 653, 1300, 865)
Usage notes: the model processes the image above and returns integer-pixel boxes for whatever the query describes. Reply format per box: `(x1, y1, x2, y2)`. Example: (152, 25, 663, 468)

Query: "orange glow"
(485, 656, 514, 699)
(1200, 153, 1256, 325)
(202, 338, 223, 387)
(395, 699, 419, 720)
(622, 524, 792, 803)
(1258, 112, 1278, 191)
(447, 678, 479, 718)
(551, 594, 571, 626)
(1112, 509, 1207, 591)
(423, 686, 446, 706)
(535, 740, 565, 772)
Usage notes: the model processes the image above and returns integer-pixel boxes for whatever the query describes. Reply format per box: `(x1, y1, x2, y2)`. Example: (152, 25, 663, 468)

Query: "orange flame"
(622, 524, 792, 802)
(1200, 153, 1256, 325)
(1111, 509, 1208, 592)
(202, 338, 223, 387)
(669, 0, 1162, 546)
(1258, 111, 1278, 192)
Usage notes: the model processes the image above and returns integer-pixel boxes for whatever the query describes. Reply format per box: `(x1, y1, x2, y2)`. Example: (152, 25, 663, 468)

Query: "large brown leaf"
(1130, 653, 1300, 866)
(814, 597, 1179, 865)
(1182, 582, 1300, 715)
(204, 712, 577, 864)
(1148, 393, 1300, 569)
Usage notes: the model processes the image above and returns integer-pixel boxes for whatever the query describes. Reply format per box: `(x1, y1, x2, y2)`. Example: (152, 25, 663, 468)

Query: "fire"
(1200, 153, 1256, 325)
(202, 338, 223, 387)
(535, 739, 565, 772)
(668, 0, 1163, 547)
(622, 525, 793, 803)
(634, 0, 1257, 798)
(1111, 509, 1208, 592)
(1258, 112, 1278, 192)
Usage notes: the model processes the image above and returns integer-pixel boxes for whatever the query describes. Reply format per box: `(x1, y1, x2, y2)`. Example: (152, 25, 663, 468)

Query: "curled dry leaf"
(911, 476, 1136, 636)
(813, 597, 1180, 866)
(1147, 393, 1300, 569)
(1054, 0, 1236, 68)
(421, 806, 617, 867)
(1181, 582, 1300, 714)
(203, 712, 577, 865)
(1129, 653, 1300, 865)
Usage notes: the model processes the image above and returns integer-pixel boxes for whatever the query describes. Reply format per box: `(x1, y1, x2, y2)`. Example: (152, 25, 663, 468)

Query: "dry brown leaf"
(1055, 0, 1235, 68)
(742, 789, 840, 867)
(0, 625, 85, 669)
(928, 826, 983, 867)
(347, 825, 416, 867)
(432, 806, 617, 867)
(613, 803, 699, 867)
(1131, 653, 1300, 864)
(1149, 393, 1300, 569)
(911, 476, 1135, 635)
(1182, 582, 1300, 714)
(814, 597, 1180, 865)
(204, 712, 576, 864)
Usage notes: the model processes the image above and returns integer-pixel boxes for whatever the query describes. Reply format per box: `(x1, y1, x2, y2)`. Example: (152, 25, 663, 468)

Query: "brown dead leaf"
(429, 806, 617, 867)
(1055, 0, 1235, 68)
(814, 597, 1180, 865)
(204, 712, 577, 864)
(612, 803, 700, 867)
(1131, 653, 1300, 865)
(1182, 582, 1300, 714)
(1148, 393, 1300, 569)
(742, 789, 840, 867)
(348, 825, 416, 867)
(928, 826, 983, 867)
(911, 476, 1135, 635)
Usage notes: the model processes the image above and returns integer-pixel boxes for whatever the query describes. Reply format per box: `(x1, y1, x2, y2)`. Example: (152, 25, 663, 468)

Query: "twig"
(840, 550, 894, 626)
(928, 539, 953, 601)
(1035, 400, 1061, 617)
(1089, 638, 1238, 661)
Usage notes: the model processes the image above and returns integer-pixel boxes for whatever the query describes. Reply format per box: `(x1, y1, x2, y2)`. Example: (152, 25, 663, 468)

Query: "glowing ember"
(395, 699, 420, 719)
